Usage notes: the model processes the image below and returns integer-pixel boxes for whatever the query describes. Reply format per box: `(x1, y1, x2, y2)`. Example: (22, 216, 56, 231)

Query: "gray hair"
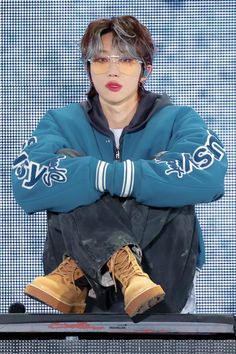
(81, 16, 155, 66)
(84, 27, 141, 61)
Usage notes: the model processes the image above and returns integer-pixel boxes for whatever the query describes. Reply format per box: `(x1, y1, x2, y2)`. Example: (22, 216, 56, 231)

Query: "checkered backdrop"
(1, 0, 235, 314)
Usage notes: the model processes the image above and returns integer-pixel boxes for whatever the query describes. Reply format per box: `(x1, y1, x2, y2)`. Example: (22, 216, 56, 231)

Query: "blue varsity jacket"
(11, 92, 228, 269)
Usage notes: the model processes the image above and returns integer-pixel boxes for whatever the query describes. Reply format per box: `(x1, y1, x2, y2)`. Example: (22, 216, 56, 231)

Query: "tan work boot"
(24, 257, 88, 314)
(107, 246, 165, 317)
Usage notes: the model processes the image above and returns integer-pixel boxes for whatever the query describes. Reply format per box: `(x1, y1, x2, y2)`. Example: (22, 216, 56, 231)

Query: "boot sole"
(125, 285, 165, 317)
(24, 284, 86, 314)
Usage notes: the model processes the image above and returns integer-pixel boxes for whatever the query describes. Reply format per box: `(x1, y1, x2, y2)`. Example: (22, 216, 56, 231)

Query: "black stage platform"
(1, 314, 235, 354)
(0, 313, 235, 339)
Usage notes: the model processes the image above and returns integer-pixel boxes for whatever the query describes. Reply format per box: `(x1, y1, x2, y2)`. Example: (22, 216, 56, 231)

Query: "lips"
(105, 82, 123, 92)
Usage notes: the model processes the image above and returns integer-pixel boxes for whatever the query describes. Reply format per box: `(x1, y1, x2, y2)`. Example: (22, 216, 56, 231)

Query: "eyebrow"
(99, 50, 109, 53)
(98, 49, 130, 56)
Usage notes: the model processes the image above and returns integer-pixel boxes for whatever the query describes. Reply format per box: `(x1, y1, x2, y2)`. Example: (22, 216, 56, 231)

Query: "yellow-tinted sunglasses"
(88, 55, 143, 76)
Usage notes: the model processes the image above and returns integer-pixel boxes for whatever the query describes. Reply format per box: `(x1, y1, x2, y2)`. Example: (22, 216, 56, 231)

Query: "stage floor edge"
(0, 314, 235, 338)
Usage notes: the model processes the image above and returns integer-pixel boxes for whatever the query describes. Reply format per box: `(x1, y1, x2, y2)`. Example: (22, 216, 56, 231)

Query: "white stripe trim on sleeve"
(121, 160, 135, 197)
(95, 160, 109, 192)
(103, 162, 109, 190)
(120, 160, 127, 196)
(128, 160, 135, 196)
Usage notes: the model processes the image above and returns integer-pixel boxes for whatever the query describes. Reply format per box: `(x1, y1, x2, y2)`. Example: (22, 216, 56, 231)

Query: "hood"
(80, 90, 172, 137)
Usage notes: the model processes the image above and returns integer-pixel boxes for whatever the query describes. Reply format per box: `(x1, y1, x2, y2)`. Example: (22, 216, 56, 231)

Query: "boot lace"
(51, 257, 84, 290)
(109, 246, 144, 292)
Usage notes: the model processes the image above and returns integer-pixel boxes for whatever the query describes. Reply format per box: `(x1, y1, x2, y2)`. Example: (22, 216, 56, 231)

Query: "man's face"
(89, 32, 143, 105)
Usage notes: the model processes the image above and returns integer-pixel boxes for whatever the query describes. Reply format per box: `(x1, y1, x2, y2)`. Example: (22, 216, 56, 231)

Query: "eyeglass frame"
(87, 55, 144, 73)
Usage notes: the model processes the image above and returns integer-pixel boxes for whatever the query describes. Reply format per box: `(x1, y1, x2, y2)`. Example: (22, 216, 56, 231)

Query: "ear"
(140, 65, 152, 84)
(85, 63, 93, 82)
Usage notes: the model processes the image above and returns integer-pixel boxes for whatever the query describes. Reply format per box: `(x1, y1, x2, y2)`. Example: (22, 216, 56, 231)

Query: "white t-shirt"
(110, 128, 123, 149)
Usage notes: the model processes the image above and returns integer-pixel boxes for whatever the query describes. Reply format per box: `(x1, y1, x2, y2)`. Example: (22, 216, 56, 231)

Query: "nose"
(108, 60, 120, 77)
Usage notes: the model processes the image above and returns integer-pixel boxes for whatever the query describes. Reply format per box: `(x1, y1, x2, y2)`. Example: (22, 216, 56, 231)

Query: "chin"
(101, 93, 124, 103)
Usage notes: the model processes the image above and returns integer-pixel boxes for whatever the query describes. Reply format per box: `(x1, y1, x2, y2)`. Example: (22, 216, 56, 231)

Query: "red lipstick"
(105, 82, 122, 92)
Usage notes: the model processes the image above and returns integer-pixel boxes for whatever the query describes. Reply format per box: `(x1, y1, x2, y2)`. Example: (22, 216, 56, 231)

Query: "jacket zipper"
(115, 148, 120, 160)
(115, 136, 124, 160)
(113, 131, 124, 161)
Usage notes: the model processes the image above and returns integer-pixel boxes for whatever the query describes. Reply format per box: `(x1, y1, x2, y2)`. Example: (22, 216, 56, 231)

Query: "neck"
(99, 95, 139, 129)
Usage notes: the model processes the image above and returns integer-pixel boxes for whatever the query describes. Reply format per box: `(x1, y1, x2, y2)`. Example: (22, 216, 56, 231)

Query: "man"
(12, 16, 227, 318)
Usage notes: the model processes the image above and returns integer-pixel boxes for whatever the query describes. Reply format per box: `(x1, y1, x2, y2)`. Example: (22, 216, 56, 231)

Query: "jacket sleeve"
(96, 107, 228, 207)
(12, 111, 102, 214)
